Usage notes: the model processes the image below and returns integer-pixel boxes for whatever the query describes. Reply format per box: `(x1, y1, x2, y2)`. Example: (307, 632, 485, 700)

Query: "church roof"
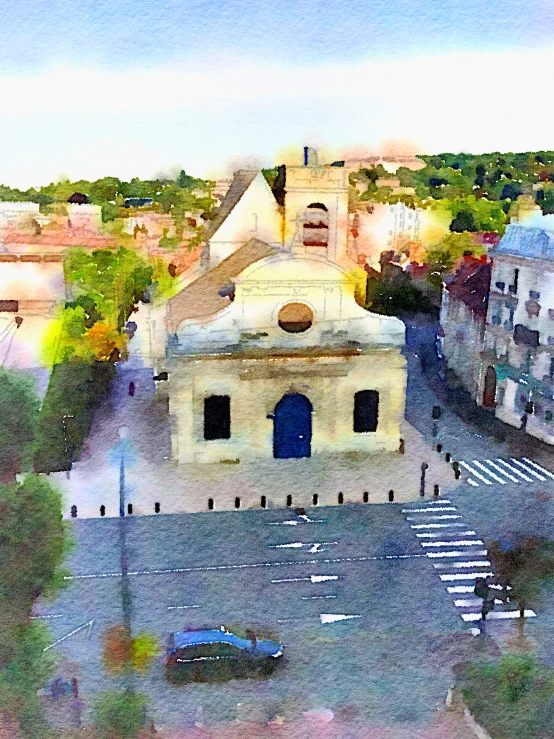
(167, 238, 277, 331)
(205, 169, 260, 240)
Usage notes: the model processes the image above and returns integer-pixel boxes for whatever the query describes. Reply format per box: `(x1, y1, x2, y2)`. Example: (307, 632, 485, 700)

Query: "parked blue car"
(165, 626, 283, 683)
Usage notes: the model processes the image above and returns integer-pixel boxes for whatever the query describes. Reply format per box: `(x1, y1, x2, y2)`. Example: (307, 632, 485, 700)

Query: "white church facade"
(150, 152, 407, 467)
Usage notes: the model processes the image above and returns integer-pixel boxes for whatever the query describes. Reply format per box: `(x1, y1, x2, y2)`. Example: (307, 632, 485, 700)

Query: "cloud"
(0, 46, 553, 185)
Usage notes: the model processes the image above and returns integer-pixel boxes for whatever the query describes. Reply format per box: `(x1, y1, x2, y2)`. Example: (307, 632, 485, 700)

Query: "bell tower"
(284, 148, 350, 266)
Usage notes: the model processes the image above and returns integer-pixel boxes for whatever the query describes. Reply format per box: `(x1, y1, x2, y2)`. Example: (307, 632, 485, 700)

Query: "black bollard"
(388, 490, 394, 502)
(437, 444, 443, 453)
(433, 484, 440, 497)
(445, 452, 451, 463)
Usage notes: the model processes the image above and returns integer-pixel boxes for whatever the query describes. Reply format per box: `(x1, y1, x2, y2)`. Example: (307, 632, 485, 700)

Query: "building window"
(0, 300, 18, 312)
(303, 203, 329, 247)
(204, 395, 231, 440)
(278, 303, 313, 333)
(353, 390, 379, 433)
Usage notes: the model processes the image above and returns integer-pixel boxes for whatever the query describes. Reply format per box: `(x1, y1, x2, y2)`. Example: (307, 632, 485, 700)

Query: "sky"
(1, 0, 554, 186)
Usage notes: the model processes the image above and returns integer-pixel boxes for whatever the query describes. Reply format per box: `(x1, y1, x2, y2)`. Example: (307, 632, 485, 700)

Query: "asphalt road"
(38, 503, 473, 730)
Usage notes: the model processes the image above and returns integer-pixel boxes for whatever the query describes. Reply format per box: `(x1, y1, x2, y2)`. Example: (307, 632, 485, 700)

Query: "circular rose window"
(278, 303, 313, 333)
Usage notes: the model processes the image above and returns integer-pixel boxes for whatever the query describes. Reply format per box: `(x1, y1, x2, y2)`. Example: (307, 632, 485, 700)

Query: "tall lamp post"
(117, 426, 133, 693)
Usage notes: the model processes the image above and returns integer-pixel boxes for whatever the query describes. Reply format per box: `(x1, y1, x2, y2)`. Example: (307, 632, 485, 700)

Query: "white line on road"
(268, 542, 337, 550)
(522, 458, 554, 480)
(434, 560, 491, 569)
(485, 460, 519, 483)
(301, 595, 337, 600)
(406, 515, 462, 521)
(496, 459, 533, 482)
(401, 507, 457, 513)
(272, 574, 339, 584)
(167, 605, 201, 610)
(410, 523, 465, 529)
(440, 572, 494, 581)
(44, 620, 94, 652)
(510, 458, 546, 481)
(64, 553, 427, 581)
(426, 550, 488, 559)
(426, 499, 452, 504)
(447, 584, 511, 594)
(459, 462, 493, 485)
(461, 610, 536, 622)
(416, 531, 476, 538)
(421, 540, 483, 547)
(467, 479, 479, 487)
(320, 613, 361, 624)
(266, 519, 328, 526)
(472, 460, 507, 484)
(31, 614, 63, 620)
(454, 598, 506, 607)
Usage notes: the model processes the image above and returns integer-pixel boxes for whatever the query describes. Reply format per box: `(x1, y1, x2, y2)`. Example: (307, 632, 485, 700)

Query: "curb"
(446, 686, 493, 739)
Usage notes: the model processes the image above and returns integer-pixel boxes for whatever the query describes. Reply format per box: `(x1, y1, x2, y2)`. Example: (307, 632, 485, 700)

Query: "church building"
(155, 150, 407, 466)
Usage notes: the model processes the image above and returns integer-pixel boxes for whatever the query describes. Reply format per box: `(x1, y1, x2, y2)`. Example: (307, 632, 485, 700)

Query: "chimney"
(304, 146, 309, 167)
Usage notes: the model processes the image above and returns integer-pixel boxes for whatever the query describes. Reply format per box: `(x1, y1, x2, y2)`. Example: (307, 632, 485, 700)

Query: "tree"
(0, 475, 67, 737)
(93, 690, 148, 739)
(0, 369, 39, 483)
(488, 535, 554, 633)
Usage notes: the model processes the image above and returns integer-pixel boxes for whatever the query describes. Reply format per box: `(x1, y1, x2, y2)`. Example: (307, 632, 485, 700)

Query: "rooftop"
(492, 223, 554, 262)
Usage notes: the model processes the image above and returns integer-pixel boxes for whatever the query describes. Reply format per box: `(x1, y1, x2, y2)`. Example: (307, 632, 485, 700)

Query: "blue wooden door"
(273, 393, 312, 459)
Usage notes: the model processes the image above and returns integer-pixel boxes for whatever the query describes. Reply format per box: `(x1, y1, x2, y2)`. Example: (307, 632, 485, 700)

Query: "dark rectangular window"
(204, 395, 231, 440)
(354, 390, 379, 433)
(513, 324, 540, 348)
(0, 300, 18, 312)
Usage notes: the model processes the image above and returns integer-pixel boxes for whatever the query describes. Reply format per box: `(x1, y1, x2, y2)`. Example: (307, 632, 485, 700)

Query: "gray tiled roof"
(492, 224, 554, 262)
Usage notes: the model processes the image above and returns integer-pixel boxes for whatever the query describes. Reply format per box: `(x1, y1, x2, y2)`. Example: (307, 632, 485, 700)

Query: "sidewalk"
(51, 415, 459, 518)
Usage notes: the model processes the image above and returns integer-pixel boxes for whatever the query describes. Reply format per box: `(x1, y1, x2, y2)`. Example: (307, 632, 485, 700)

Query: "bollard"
(420, 463, 428, 497)
(312, 493, 319, 506)
(127, 503, 133, 515)
(260, 495, 266, 509)
(433, 484, 440, 497)
(399, 438, 405, 454)
(388, 490, 394, 502)
(445, 452, 451, 463)
(71, 505, 77, 518)
(100, 505, 105, 517)
(155, 502, 161, 513)
(234, 497, 240, 509)
(436, 443, 443, 453)
(286, 494, 292, 507)
(208, 498, 214, 510)
(338, 492, 344, 505)
(452, 461, 461, 480)
(363, 491, 369, 503)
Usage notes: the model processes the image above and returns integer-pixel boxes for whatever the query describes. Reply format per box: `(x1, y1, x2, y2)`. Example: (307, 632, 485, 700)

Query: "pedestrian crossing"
(458, 456, 554, 487)
(401, 498, 536, 632)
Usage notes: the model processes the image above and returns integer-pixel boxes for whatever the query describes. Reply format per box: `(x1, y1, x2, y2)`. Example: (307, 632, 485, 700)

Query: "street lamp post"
(62, 414, 75, 480)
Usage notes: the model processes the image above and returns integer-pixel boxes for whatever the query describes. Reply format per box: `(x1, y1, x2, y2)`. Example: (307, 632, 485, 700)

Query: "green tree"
(0, 369, 39, 483)
(93, 690, 148, 739)
(488, 535, 554, 632)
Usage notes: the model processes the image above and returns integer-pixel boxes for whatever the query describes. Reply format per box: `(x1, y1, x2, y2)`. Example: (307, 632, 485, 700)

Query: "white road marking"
(522, 458, 554, 480)
(426, 499, 452, 504)
(426, 550, 488, 559)
(31, 614, 63, 620)
(268, 542, 337, 551)
(320, 613, 361, 624)
(416, 530, 476, 538)
(421, 540, 483, 547)
(510, 458, 546, 481)
(440, 572, 494, 581)
(44, 620, 94, 652)
(266, 519, 328, 526)
(472, 460, 506, 484)
(406, 515, 462, 521)
(434, 560, 491, 570)
(485, 460, 519, 483)
(459, 462, 493, 485)
(454, 598, 506, 607)
(467, 479, 479, 487)
(496, 459, 533, 482)
(301, 595, 337, 600)
(401, 507, 457, 513)
(272, 575, 339, 584)
(461, 610, 536, 622)
(167, 605, 201, 610)
(65, 553, 427, 581)
(447, 584, 511, 593)
(410, 523, 465, 529)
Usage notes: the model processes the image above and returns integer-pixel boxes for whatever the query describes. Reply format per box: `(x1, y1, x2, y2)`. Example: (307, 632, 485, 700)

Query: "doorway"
(273, 393, 312, 459)
(482, 366, 497, 408)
